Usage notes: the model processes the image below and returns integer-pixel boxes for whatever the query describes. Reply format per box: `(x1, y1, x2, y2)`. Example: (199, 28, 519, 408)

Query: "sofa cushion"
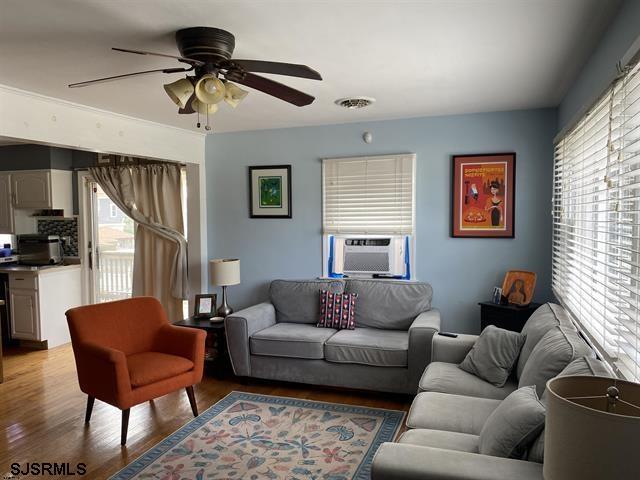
(318, 290, 357, 330)
(344, 279, 432, 330)
(540, 356, 614, 404)
(479, 385, 546, 459)
(555, 355, 612, 377)
(270, 279, 345, 324)
(399, 429, 479, 454)
(127, 352, 194, 388)
(518, 326, 594, 396)
(527, 429, 545, 463)
(250, 323, 337, 360)
(517, 303, 575, 379)
(325, 327, 408, 367)
(419, 362, 518, 400)
(406, 392, 502, 435)
(459, 326, 525, 387)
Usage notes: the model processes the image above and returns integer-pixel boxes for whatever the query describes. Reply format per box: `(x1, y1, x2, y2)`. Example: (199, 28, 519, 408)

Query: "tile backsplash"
(37, 218, 79, 257)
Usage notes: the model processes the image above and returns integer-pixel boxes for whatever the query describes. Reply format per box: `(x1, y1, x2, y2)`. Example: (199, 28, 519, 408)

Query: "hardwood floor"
(0, 344, 411, 479)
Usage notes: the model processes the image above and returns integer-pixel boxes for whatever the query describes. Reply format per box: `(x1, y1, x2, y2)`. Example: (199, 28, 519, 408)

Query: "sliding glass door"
(87, 182, 134, 303)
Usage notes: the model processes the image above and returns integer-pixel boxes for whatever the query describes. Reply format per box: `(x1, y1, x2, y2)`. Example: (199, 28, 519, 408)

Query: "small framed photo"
(193, 294, 217, 319)
(249, 165, 292, 218)
(492, 287, 503, 304)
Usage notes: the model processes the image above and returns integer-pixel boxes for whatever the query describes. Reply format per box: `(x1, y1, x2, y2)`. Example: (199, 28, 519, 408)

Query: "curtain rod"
(70, 161, 187, 171)
(554, 32, 640, 145)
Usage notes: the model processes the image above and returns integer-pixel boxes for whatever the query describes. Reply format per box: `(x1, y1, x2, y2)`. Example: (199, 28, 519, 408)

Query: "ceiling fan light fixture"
(224, 81, 249, 108)
(163, 78, 194, 109)
(195, 74, 225, 104)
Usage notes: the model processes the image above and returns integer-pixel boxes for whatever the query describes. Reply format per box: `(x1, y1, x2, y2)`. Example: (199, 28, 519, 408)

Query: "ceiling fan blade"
(227, 60, 322, 80)
(112, 47, 204, 66)
(68, 67, 190, 88)
(178, 93, 196, 114)
(229, 72, 315, 106)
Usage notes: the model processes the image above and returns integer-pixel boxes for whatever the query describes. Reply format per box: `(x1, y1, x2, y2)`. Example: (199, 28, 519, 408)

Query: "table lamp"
(209, 258, 240, 317)
(544, 375, 640, 480)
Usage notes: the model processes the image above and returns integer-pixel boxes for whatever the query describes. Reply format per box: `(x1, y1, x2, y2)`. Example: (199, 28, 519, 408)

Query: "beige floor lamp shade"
(544, 375, 640, 480)
(209, 259, 240, 317)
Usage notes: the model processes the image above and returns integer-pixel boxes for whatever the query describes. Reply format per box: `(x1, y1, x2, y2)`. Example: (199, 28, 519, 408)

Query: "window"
(109, 204, 117, 218)
(322, 154, 416, 278)
(553, 61, 640, 381)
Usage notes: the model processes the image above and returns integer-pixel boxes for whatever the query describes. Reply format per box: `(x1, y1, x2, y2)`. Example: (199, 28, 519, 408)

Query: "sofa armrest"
(431, 333, 479, 364)
(371, 444, 543, 480)
(72, 342, 132, 407)
(225, 302, 276, 376)
(408, 309, 441, 388)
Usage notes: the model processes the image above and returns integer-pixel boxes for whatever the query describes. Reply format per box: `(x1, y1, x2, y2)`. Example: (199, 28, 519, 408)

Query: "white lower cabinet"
(8, 266, 81, 347)
(9, 288, 39, 340)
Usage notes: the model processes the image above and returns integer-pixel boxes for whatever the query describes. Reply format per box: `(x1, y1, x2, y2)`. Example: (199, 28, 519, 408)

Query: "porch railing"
(97, 250, 134, 302)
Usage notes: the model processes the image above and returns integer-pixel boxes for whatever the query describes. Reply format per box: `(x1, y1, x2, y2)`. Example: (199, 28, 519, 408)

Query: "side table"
(479, 301, 541, 333)
(174, 317, 232, 377)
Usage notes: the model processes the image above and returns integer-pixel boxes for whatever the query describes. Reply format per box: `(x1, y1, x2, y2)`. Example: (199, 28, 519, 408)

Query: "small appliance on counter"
(0, 235, 18, 265)
(17, 234, 63, 266)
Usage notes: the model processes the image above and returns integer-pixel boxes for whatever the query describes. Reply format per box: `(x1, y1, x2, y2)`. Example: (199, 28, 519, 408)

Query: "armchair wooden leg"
(85, 396, 95, 423)
(121, 409, 130, 446)
(185, 386, 198, 417)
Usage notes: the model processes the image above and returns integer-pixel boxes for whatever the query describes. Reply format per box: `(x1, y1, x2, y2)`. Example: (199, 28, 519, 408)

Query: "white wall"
(0, 84, 205, 164)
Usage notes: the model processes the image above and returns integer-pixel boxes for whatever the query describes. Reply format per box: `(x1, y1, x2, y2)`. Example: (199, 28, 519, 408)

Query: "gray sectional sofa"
(225, 278, 440, 394)
(372, 302, 615, 480)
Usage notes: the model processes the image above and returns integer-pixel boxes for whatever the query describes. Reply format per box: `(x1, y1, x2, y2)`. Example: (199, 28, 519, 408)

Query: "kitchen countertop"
(0, 261, 81, 273)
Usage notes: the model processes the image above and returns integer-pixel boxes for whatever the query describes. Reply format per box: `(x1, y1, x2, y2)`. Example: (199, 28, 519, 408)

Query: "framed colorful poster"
(451, 153, 515, 238)
(249, 165, 292, 218)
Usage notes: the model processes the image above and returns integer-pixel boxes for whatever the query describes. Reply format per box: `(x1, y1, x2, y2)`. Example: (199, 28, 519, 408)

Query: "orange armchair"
(66, 297, 206, 445)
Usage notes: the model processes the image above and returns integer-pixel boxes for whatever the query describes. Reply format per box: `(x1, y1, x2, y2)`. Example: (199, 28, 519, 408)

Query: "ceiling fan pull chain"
(205, 109, 212, 131)
(196, 109, 201, 129)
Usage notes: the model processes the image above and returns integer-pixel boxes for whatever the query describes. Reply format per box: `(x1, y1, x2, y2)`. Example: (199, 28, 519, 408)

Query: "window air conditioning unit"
(332, 237, 404, 276)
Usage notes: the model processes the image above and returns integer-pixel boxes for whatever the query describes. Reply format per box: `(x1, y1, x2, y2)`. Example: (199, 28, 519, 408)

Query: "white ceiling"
(0, 0, 621, 133)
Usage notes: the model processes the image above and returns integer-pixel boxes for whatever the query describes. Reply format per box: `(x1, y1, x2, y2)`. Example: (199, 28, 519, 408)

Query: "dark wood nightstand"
(479, 301, 542, 333)
(173, 318, 232, 377)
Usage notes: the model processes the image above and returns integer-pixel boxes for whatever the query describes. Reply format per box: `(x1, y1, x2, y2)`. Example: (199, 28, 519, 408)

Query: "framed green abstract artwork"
(249, 165, 292, 218)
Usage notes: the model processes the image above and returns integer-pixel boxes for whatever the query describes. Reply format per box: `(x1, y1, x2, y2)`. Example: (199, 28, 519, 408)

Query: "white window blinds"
(553, 61, 640, 381)
(322, 154, 416, 235)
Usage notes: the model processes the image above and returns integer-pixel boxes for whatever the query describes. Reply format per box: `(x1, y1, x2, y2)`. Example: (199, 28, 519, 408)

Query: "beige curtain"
(89, 163, 188, 320)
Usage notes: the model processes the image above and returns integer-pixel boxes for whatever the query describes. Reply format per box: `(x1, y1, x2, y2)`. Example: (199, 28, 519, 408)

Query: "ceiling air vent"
(335, 97, 376, 109)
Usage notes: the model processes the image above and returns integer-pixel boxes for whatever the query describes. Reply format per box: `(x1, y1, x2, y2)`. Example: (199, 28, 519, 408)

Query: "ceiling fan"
(68, 27, 322, 130)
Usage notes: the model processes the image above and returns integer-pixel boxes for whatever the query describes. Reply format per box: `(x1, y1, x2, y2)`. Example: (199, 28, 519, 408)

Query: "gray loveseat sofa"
(225, 278, 440, 394)
(372, 302, 615, 479)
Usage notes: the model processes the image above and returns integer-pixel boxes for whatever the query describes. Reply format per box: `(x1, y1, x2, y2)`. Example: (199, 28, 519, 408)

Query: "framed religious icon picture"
(249, 165, 292, 218)
(451, 153, 515, 238)
(501, 270, 537, 306)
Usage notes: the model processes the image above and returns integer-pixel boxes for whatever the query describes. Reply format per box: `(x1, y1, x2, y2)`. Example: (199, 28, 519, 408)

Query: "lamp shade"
(191, 99, 219, 115)
(224, 81, 249, 108)
(209, 259, 240, 286)
(195, 74, 225, 105)
(544, 375, 640, 480)
(163, 78, 194, 109)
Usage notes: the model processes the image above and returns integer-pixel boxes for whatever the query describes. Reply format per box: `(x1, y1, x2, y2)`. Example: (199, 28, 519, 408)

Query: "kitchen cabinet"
(11, 170, 73, 212)
(0, 173, 14, 233)
(9, 288, 39, 340)
(6, 265, 81, 348)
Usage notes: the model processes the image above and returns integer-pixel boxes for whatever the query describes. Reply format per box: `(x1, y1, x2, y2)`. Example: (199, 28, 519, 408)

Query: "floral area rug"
(110, 391, 405, 480)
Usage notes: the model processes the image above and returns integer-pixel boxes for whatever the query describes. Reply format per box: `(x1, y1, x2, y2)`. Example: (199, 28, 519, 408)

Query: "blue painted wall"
(206, 108, 556, 333)
(558, 0, 640, 130)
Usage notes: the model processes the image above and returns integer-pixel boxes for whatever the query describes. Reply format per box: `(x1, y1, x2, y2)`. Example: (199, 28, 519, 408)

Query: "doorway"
(79, 168, 190, 317)
(86, 181, 134, 303)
